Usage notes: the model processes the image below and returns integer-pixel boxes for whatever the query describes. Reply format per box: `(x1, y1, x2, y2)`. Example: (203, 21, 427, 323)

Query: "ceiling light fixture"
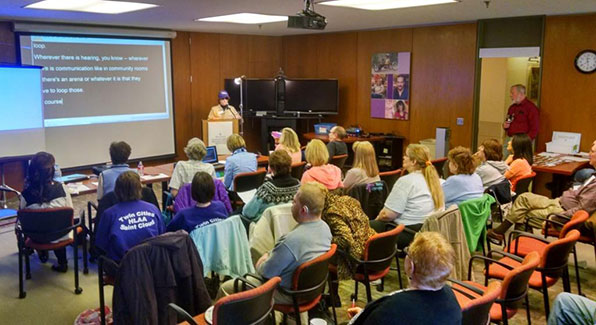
(25, 0, 158, 14)
(320, 0, 457, 11)
(197, 13, 289, 24)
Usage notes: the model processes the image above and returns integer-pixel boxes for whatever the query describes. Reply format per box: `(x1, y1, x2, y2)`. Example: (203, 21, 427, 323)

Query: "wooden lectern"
(202, 119, 239, 155)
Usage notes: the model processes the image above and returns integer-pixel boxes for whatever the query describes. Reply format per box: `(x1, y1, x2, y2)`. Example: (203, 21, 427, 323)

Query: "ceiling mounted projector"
(288, 0, 327, 30)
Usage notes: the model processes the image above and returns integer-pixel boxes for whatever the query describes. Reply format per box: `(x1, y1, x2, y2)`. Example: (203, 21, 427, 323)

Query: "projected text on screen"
(20, 35, 171, 127)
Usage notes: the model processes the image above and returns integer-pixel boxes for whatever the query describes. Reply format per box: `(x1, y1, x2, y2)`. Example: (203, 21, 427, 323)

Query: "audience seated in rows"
(275, 127, 302, 164)
(95, 171, 164, 263)
(373, 144, 444, 248)
(20, 151, 73, 272)
(223, 134, 257, 191)
(97, 141, 134, 200)
(169, 137, 216, 197)
(242, 150, 300, 222)
(167, 171, 229, 233)
(473, 138, 509, 189)
(347, 232, 462, 325)
(217, 182, 332, 307)
(504, 133, 533, 188)
(302, 139, 343, 190)
(488, 139, 596, 240)
(442, 146, 484, 207)
(343, 141, 381, 190)
(326, 126, 348, 160)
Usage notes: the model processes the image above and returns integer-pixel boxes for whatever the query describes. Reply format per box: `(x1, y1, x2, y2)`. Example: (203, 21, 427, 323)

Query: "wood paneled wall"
(540, 14, 596, 153)
(283, 23, 478, 148)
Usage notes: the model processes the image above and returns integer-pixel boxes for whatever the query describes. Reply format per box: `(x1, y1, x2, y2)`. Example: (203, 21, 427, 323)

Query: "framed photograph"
(370, 52, 411, 120)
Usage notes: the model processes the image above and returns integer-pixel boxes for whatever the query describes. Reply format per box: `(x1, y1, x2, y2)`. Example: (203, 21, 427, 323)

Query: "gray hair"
(511, 84, 526, 95)
(184, 137, 207, 160)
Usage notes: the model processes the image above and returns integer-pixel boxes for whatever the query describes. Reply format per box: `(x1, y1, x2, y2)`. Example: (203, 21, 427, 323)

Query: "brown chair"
(346, 224, 404, 302)
(347, 181, 388, 220)
(450, 281, 501, 325)
(487, 230, 580, 317)
(514, 210, 589, 295)
(431, 157, 448, 178)
(453, 251, 540, 325)
(291, 161, 307, 180)
(378, 168, 403, 193)
(233, 169, 267, 193)
(171, 277, 282, 325)
(512, 171, 536, 195)
(273, 244, 337, 325)
(15, 207, 87, 298)
(329, 154, 348, 170)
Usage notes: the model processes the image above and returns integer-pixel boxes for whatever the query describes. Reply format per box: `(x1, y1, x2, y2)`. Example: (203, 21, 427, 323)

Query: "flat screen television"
(224, 78, 276, 113)
(284, 79, 339, 115)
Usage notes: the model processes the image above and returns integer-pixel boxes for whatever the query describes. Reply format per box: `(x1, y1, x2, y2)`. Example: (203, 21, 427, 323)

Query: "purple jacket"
(173, 179, 232, 214)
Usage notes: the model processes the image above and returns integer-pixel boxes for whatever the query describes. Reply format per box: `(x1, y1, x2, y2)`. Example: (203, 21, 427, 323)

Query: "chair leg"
(525, 294, 532, 325)
(562, 267, 571, 293)
(73, 243, 82, 294)
(25, 249, 31, 280)
(501, 302, 509, 325)
(98, 261, 106, 325)
(542, 274, 550, 317)
(352, 280, 359, 301)
(83, 231, 89, 274)
(328, 277, 337, 325)
(292, 297, 301, 325)
(364, 279, 372, 303)
(395, 255, 403, 289)
(572, 247, 581, 295)
(18, 245, 26, 299)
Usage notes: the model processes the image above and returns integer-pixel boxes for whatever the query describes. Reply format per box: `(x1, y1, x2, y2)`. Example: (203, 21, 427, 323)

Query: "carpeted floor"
(0, 187, 594, 324)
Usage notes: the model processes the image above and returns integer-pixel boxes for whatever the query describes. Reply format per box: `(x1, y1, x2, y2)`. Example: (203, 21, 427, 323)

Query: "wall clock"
(574, 49, 596, 74)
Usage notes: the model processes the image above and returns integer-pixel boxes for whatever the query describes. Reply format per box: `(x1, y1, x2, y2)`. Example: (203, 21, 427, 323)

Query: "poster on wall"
(370, 52, 411, 120)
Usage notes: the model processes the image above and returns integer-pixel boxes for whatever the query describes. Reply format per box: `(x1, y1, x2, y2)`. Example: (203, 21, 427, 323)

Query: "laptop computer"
(203, 146, 224, 168)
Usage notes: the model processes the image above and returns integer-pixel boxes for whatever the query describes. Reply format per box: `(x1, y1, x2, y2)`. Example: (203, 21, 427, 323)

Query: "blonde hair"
(184, 137, 207, 161)
(406, 144, 444, 210)
(352, 141, 379, 178)
(298, 182, 328, 216)
(226, 134, 246, 152)
(305, 139, 329, 167)
(279, 128, 300, 153)
(408, 232, 455, 290)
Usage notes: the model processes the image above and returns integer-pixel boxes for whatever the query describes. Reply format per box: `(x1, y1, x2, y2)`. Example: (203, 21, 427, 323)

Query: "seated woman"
(374, 144, 443, 248)
(343, 141, 381, 190)
(167, 172, 229, 232)
(20, 152, 73, 272)
(301, 139, 343, 190)
(474, 138, 509, 189)
(347, 232, 462, 325)
(275, 127, 302, 164)
(504, 133, 533, 189)
(169, 137, 216, 197)
(95, 171, 164, 262)
(442, 146, 484, 207)
(223, 134, 257, 191)
(242, 150, 300, 222)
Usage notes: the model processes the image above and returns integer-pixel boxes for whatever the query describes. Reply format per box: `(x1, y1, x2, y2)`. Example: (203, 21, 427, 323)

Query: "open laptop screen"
(203, 146, 218, 163)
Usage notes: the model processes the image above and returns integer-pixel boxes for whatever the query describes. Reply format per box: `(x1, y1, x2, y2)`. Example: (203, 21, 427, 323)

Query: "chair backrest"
(17, 207, 74, 243)
(557, 210, 589, 238)
(460, 281, 501, 325)
(541, 229, 580, 276)
(329, 154, 348, 170)
(214, 277, 281, 325)
(362, 224, 404, 273)
(485, 179, 513, 205)
(290, 161, 306, 180)
(347, 181, 388, 220)
(431, 157, 448, 179)
(234, 169, 267, 193)
(291, 244, 337, 304)
(378, 168, 402, 193)
(512, 172, 536, 194)
(500, 251, 540, 302)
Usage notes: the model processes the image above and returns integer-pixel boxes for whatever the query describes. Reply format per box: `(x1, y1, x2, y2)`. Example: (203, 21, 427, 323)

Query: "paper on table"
(141, 173, 168, 181)
(538, 152, 560, 157)
(66, 183, 90, 195)
(561, 156, 590, 162)
(237, 189, 257, 203)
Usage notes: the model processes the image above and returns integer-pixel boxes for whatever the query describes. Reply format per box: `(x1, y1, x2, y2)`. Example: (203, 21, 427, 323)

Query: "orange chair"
(453, 252, 540, 325)
(345, 224, 404, 302)
(16, 207, 87, 298)
(513, 210, 589, 295)
(171, 276, 281, 325)
(450, 281, 501, 325)
(378, 168, 403, 192)
(291, 161, 307, 180)
(511, 171, 536, 194)
(329, 154, 348, 170)
(487, 230, 580, 317)
(233, 169, 267, 193)
(273, 244, 337, 325)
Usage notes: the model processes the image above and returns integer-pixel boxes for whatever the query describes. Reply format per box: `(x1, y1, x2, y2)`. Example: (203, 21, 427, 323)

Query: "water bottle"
(137, 161, 144, 176)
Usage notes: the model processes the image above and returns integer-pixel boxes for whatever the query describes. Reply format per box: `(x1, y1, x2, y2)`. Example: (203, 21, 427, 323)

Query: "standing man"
(393, 75, 409, 99)
(208, 90, 242, 120)
(503, 84, 539, 155)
